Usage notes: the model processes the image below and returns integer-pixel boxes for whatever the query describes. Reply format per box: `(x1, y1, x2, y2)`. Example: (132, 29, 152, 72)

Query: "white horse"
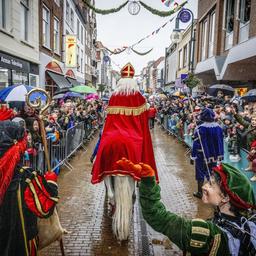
(104, 175, 135, 241)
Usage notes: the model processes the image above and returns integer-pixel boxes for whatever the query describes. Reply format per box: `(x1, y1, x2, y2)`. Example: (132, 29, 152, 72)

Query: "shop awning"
(66, 77, 80, 86)
(46, 70, 71, 89)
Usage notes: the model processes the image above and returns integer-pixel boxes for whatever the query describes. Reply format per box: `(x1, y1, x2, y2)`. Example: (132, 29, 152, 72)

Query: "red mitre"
(91, 89, 158, 184)
(121, 63, 135, 78)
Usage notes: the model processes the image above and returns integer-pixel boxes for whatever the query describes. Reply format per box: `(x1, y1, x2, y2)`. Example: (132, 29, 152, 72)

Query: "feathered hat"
(0, 106, 27, 205)
(214, 163, 256, 210)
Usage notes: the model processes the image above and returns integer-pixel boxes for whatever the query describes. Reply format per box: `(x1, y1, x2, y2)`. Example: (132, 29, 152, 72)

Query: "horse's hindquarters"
(105, 175, 135, 241)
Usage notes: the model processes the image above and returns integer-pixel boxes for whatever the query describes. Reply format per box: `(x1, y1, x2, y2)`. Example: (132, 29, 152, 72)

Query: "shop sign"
(178, 9, 192, 23)
(65, 35, 77, 68)
(0, 52, 30, 72)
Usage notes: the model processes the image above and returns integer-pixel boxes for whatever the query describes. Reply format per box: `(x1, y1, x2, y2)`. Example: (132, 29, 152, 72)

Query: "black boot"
(193, 181, 203, 199)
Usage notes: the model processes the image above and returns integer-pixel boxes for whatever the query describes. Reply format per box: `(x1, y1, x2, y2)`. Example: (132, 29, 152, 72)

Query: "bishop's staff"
(26, 88, 51, 172)
(25, 88, 66, 255)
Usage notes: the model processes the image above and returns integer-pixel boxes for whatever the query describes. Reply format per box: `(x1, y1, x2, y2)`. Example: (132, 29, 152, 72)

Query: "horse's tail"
(112, 176, 135, 241)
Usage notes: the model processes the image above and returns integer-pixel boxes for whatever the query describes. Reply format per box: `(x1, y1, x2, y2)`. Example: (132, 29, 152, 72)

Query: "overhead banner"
(65, 35, 77, 68)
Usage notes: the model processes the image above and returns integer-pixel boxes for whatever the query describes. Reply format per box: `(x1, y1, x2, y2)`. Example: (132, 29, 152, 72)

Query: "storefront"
(45, 61, 72, 96)
(66, 69, 79, 86)
(0, 51, 39, 89)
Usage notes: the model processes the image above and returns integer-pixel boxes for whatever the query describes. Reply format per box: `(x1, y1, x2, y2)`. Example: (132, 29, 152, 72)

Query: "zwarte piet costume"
(0, 108, 58, 256)
(191, 108, 224, 198)
(115, 158, 256, 255)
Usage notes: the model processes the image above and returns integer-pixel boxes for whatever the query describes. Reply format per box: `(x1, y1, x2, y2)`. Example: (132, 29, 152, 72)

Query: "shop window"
(77, 20, 80, 40)
(43, 6, 50, 48)
(81, 50, 83, 73)
(66, 1, 70, 24)
(71, 9, 74, 30)
(29, 74, 38, 87)
(54, 17, 60, 54)
(224, 0, 235, 50)
(201, 19, 208, 61)
(20, 0, 29, 41)
(208, 12, 215, 57)
(0, 0, 6, 29)
(183, 45, 188, 68)
(81, 26, 84, 45)
(12, 70, 28, 85)
(77, 45, 80, 71)
(0, 68, 8, 89)
(178, 49, 182, 69)
(239, 0, 251, 43)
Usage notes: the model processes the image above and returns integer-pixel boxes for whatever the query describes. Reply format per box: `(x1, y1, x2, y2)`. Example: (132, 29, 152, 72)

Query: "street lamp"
(172, 8, 195, 73)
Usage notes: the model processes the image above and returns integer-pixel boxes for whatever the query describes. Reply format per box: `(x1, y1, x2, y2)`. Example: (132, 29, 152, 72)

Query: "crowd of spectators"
(150, 91, 256, 163)
(11, 97, 106, 170)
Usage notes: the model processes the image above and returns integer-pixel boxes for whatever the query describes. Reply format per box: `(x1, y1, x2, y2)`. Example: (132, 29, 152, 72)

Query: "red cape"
(91, 92, 158, 184)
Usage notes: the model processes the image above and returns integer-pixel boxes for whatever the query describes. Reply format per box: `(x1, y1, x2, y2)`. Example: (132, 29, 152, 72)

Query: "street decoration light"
(128, 1, 141, 15)
(170, 29, 182, 44)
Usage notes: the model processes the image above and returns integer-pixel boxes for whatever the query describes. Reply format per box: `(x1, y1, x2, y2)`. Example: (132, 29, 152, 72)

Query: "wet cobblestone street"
(41, 125, 212, 256)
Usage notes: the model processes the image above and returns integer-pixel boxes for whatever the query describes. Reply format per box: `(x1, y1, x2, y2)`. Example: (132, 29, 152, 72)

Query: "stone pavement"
(41, 126, 212, 256)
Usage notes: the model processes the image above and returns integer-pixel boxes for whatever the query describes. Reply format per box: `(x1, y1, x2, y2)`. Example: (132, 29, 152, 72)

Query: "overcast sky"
(96, 0, 198, 75)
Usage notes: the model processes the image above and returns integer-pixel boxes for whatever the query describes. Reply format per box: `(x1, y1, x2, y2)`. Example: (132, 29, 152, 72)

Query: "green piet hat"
(213, 163, 256, 210)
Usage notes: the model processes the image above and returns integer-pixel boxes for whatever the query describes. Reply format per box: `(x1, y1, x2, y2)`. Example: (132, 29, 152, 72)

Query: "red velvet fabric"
(24, 175, 56, 218)
(91, 92, 158, 184)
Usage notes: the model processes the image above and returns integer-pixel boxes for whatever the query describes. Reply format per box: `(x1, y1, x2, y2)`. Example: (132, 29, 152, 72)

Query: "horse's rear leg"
(104, 176, 115, 210)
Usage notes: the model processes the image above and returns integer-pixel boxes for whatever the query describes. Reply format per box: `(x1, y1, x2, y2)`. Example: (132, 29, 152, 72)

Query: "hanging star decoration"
(83, 0, 188, 17)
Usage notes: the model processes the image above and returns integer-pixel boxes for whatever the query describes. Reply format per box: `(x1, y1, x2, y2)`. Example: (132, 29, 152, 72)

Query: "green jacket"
(139, 177, 230, 256)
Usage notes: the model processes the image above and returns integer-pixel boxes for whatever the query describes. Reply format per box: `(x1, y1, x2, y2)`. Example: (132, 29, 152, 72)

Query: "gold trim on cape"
(18, 183, 29, 256)
(107, 103, 147, 116)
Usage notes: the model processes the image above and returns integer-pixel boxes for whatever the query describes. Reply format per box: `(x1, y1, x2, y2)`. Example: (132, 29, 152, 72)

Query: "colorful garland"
(131, 47, 153, 56)
(83, 0, 129, 15)
(83, 0, 188, 16)
(139, 0, 188, 17)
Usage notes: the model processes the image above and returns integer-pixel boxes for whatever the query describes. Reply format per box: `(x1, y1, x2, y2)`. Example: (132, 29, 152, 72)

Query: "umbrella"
(241, 89, 256, 102)
(64, 92, 84, 99)
(70, 85, 97, 94)
(208, 84, 235, 97)
(0, 84, 46, 102)
(85, 93, 99, 100)
(53, 93, 65, 100)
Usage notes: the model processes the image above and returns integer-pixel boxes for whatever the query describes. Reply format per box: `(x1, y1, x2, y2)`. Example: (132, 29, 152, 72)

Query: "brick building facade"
(195, 0, 256, 89)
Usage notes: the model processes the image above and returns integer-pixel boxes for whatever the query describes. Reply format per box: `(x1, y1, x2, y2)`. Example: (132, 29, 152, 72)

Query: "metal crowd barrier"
(157, 114, 256, 191)
(24, 120, 97, 173)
